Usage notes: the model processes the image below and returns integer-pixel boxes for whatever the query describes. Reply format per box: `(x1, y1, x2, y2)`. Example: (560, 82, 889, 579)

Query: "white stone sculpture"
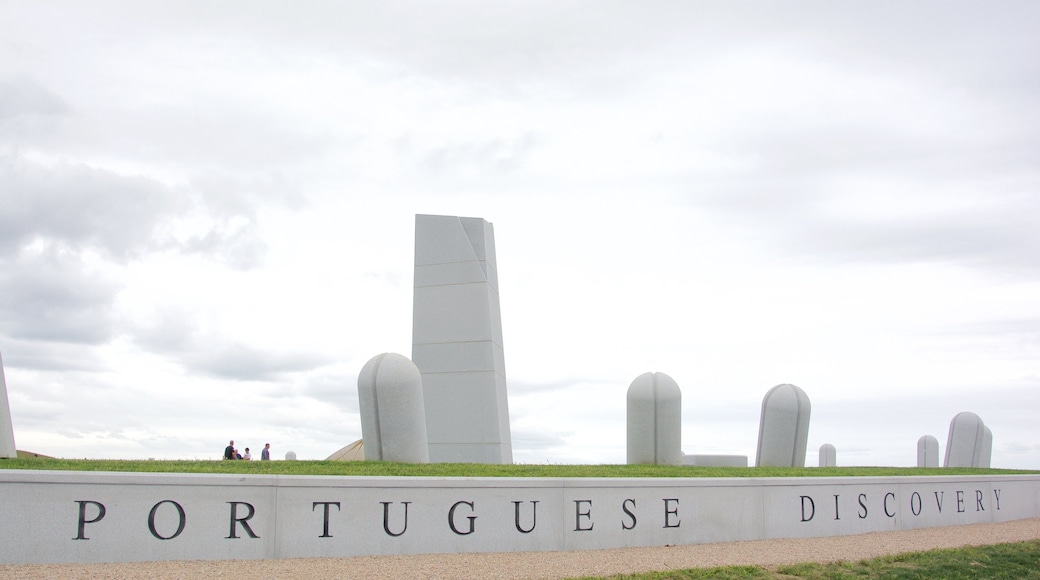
(357, 353, 430, 463)
(0, 351, 16, 458)
(755, 384, 811, 467)
(411, 214, 512, 464)
(284, 451, 297, 460)
(979, 425, 993, 468)
(818, 443, 836, 467)
(626, 372, 682, 466)
(944, 411, 986, 468)
(917, 435, 939, 467)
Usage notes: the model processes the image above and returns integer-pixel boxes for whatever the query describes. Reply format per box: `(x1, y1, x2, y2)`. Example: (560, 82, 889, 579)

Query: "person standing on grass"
(261, 443, 271, 460)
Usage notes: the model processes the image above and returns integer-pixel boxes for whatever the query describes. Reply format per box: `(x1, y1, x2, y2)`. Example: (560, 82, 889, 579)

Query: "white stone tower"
(0, 350, 17, 458)
(412, 214, 512, 463)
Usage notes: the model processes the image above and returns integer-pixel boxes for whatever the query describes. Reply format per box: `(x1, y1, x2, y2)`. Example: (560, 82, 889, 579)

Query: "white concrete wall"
(1, 471, 1037, 564)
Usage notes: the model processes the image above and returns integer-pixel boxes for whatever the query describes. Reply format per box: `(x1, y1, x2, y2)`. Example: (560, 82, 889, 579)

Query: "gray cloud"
(797, 212, 1040, 276)
(0, 75, 70, 121)
(512, 428, 569, 453)
(131, 312, 333, 381)
(0, 250, 118, 344)
(508, 377, 613, 396)
(0, 339, 107, 372)
(0, 156, 184, 260)
(182, 344, 331, 382)
(298, 374, 359, 410)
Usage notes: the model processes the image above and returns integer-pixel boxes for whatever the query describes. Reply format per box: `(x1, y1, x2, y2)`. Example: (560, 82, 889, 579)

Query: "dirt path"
(2, 518, 1038, 579)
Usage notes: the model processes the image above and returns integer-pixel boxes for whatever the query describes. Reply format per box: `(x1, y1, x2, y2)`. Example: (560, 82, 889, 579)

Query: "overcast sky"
(1, 2, 1038, 467)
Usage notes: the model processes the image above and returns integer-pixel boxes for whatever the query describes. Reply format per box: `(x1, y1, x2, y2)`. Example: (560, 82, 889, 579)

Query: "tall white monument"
(412, 214, 512, 463)
(0, 350, 17, 458)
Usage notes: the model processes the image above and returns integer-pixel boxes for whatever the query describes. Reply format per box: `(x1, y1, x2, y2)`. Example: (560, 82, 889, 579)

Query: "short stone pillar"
(944, 411, 986, 468)
(358, 353, 430, 463)
(917, 435, 939, 467)
(0, 351, 16, 458)
(626, 372, 682, 465)
(756, 384, 811, 467)
(979, 426, 993, 468)
(284, 451, 297, 460)
(818, 443, 836, 467)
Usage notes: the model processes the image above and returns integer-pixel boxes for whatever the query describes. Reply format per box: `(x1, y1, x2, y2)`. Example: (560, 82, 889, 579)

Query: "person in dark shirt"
(224, 440, 236, 460)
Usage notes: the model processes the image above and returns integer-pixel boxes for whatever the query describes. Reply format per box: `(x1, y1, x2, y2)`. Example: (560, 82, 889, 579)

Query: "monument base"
(0, 470, 1036, 564)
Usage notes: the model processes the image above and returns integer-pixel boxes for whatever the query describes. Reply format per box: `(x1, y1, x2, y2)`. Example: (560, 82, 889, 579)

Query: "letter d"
(800, 496, 815, 522)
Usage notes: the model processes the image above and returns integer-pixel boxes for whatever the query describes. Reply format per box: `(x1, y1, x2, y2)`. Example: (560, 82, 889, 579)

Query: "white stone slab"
(756, 384, 811, 467)
(1, 471, 1037, 564)
(626, 372, 682, 466)
(945, 411, 985, 468)
(412, 342, 498, 373)
(979, 426, 993, 468)
(357, 353, 429, 463)
(412, 215, 511, 464)
(0, 350, 16, 458)
(819, 444, 836, 467)
(917, 435, 940, 468)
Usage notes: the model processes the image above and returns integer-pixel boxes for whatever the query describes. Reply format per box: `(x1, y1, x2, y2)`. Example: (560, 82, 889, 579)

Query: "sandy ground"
(1, 518, 1037, 579)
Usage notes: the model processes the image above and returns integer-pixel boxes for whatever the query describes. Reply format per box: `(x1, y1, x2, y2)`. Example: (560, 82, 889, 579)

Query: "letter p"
(74, 500, 106, 540)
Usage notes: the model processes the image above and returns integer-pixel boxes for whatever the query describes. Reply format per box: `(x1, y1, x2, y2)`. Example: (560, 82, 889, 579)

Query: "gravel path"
(2, 518, 1038, 579)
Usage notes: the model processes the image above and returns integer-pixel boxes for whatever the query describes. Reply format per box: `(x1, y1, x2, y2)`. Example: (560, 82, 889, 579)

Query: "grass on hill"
(0, 457, 1036, 478)
(567, 540, 1040, 579)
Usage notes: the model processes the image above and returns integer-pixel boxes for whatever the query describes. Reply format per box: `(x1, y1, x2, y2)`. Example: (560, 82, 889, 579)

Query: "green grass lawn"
(568, 540, 1040, 579)
(0, 457, 1036, 477)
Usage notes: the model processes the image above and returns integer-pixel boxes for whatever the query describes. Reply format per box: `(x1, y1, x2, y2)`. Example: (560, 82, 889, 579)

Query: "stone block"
(412, 214, 512, 464)
(917, 435, 939, 468)
(626, 372, 682, 465)
(979, 426, 993, 468)
(819, 443, 836, 467)
(357, 353, 430, 463)
(755, 384, 811, 467)
(944, 412, 985, 468)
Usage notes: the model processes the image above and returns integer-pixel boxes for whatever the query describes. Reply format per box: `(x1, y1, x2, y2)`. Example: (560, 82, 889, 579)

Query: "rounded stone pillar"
(756, 384, 811, 467)
(818, 443, 836, 467)
(917, 435, 939, 467)
(979, 426, 993, 468)
(284, 451, 297, 460)
(626, 372, 682, 466)
(358, 353, 430, 463)
(944, 411, 984, 468)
